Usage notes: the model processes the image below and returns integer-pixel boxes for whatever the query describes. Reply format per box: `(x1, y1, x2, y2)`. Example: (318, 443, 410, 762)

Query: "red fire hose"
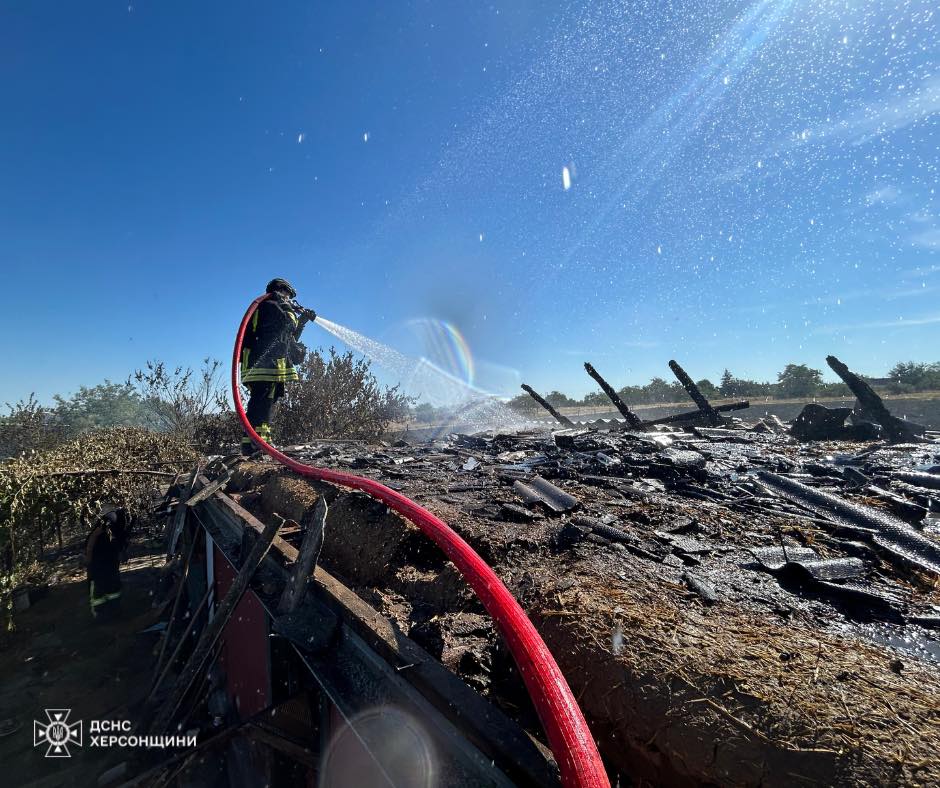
(232, 294, 609, 788)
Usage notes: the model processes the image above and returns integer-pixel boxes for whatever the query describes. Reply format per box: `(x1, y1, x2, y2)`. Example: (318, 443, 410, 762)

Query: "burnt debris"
(583, 362, 644, 429)
(827, 354, 927, 442)
(520, 384, 574, 427)
(790, 403, 881, 442)
(223, 391, 940, 787)
(668, 359, 721, 426)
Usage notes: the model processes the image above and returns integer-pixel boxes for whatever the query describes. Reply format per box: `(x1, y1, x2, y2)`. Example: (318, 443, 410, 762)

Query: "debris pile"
(224, 389, 940, 785)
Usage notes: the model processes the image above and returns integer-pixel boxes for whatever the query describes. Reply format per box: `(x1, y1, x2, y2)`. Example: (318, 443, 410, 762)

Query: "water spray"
(233, 293, 609, 788)
(314, 315, 531, 433)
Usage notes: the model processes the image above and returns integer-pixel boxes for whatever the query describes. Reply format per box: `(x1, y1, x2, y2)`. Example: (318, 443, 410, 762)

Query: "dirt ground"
(0, 546, 164, 788)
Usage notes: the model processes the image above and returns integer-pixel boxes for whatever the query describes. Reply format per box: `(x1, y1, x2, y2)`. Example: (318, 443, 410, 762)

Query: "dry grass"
(552, 565, 940, 784)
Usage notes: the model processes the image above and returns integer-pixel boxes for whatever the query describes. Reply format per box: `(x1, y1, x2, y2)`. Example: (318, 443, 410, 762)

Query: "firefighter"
(241, 278, 316, 455)
(85, 508, 131, 621)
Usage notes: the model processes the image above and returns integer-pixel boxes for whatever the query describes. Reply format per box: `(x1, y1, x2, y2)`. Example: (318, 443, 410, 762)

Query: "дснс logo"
(34, 709, 83, 758)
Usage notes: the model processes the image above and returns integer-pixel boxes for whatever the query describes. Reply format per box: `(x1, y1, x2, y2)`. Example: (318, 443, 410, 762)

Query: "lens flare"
(405, 318, 476, 385)
(319, 706, 435, 788)
(315, 316, 533, 432)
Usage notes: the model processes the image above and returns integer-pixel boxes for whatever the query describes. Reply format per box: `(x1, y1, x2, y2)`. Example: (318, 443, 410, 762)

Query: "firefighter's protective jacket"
(241, 294, 303, 383)
(84, 511, 129, 614)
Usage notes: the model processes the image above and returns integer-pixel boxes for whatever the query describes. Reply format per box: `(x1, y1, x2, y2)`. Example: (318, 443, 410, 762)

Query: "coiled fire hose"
(232, 293, 609, 788)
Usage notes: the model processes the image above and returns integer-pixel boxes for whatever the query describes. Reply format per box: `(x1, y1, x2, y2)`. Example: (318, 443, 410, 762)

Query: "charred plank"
(643, 400, 750, 426)
(520, 384, 574, 427)
(668, 360, 720, 425)
(826, 355, 925, 442)
(583, 362, 643, 428)
(757, 470, 940, 576)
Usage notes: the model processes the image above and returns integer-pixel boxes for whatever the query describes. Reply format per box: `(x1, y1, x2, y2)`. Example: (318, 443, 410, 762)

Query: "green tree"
(413, 402, 438, 423)
(719, 369, 735, 397)
(644, 377, 676, 403)
(544, 391, 574, 408)
(53, 381, 149, 437)
(696, 379, 719, 400)
(507, 393, 538, 413)
(581, 391, 609, 407)
(887, 361, 940, 391)
(776, 364, 823, 398)
(888, 361, 928, 387)
(0, 395, 64, 457)
(130, 359, 230, 437)
(617, 385, 645, 405)
(739, 379, 774, 397)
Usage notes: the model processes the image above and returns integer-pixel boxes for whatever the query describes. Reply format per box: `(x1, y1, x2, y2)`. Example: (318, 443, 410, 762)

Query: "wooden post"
(152, 527, 202, 684)
(166, 467, 198, 558)
(826, 355, 922, 442)
(583, 362, 643, 428)
(278, 498, 328, 615)
(668, 360, 720, 425)
(149, 515, 281, 734)
(520, 385, 574, 427)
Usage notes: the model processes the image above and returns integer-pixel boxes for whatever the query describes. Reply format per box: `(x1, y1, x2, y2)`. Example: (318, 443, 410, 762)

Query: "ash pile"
(237, 354, 940, 785)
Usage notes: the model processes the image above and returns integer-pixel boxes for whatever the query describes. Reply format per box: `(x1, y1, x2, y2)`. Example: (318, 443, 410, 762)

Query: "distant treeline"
(505, 361, 940, 413)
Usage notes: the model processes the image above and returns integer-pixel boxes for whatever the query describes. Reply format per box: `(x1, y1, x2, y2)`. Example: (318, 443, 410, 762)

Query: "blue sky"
(1, 0, 938, 406)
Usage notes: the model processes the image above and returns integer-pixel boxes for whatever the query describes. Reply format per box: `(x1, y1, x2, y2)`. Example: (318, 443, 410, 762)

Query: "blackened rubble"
(828, 355, 928, 442)
(228, 374, 940, 785)
(281, 415, 940, 591)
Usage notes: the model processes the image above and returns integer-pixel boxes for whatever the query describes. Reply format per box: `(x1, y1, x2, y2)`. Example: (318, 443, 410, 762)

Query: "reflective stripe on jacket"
(241, 297, 301, 383)
(90, 581, 121, 608)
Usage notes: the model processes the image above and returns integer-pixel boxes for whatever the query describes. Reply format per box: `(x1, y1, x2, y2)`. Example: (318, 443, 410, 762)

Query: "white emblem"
(34, 709, 82, 757)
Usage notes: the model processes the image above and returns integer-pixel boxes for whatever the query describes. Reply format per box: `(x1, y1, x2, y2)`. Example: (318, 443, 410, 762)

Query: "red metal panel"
(213, 544, 271, 719)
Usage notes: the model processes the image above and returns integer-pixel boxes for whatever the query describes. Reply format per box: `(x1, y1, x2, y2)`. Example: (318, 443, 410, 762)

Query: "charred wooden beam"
(278, 497, 327, 615)
(520, 384, 574, 427)
(152, 531, 201, 685)
(184, 471, 232, 508)
(146, 587, 212, 705)
(826, 355, 923, 443)
(644, 400, 750, 427)
(150, 515, 282, 734)
(668, 360, 720, 426)
(583, 363, 643, 428)
(166, 466, 198, 557)
(193, 487, 559, 787)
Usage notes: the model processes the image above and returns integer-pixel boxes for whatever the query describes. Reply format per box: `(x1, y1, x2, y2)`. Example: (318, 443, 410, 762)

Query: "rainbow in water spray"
(314, 316, 532, 432)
